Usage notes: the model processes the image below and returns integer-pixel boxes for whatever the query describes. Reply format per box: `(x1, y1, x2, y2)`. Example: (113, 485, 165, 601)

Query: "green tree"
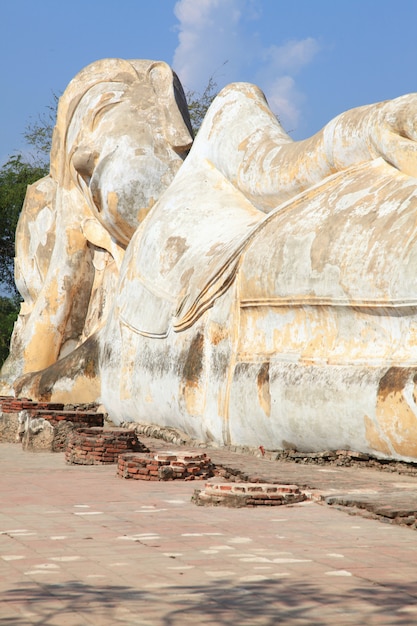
(0, 296, 20, 365)
(0, 151, 48, 365)
(0, 155, 46, 365)
(23, 92, 59, 168)
(186, 76, 218, 135)
(0, 155, 47, 294)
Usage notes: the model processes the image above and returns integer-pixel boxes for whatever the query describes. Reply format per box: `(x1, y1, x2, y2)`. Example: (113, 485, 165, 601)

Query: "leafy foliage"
(0, 94, 55, 364)
(0, 155, 47, 294)
(0, 296, 20, 365)
(186, 76, 218, 135)
(0, 155, 45, 365)
(23, 92, 59, 168)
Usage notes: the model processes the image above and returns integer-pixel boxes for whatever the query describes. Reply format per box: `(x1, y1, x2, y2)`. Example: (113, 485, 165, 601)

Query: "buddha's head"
(51, 58, 194, 246)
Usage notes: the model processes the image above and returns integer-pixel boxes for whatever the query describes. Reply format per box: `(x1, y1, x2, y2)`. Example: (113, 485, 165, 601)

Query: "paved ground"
(205, 446, 417, 525)
(1, 440, 417, 625)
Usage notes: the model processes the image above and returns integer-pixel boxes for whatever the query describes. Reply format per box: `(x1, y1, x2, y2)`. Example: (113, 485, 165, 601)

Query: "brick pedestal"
(65, 428, 148, 465)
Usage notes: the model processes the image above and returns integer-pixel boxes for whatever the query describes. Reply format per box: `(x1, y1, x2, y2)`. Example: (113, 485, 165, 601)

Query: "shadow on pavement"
(3, 578, 417, 625)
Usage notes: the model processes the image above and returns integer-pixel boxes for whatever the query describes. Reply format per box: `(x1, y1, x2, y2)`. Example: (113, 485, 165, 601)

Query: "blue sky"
(1, 0, 417, 165)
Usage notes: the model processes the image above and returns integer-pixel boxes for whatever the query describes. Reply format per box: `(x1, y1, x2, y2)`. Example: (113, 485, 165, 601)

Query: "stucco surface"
(3, 59, 417, 460)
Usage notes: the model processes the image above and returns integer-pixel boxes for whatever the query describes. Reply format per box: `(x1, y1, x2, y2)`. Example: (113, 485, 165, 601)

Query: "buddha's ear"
(147, 61, 193, 152)
(71, 146, 98, 185)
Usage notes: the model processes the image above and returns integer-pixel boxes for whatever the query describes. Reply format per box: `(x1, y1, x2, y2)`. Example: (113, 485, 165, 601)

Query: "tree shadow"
(3, 577, 417, 625)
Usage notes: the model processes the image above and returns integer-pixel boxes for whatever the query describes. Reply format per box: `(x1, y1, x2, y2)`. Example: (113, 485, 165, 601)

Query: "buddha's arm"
(238, 94, 417, 210)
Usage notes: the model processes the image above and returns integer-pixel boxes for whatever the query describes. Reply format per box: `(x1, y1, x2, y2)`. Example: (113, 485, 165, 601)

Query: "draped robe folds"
(101, 154, 417, 462)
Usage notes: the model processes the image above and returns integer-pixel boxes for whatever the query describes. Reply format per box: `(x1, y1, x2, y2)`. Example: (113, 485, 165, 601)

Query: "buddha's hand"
(369, 93, 417, 178)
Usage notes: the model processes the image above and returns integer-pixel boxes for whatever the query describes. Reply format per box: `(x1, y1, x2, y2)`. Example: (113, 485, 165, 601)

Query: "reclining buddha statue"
(3, 58, 417, 461)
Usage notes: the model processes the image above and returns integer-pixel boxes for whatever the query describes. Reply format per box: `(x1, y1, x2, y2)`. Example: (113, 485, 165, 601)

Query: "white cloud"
(263, 38, 320, 75)
(173, 0, 246, 93)
(256, 38, 320, 129)
(172, 0, 319, 129)
(264, 76, 299, 128)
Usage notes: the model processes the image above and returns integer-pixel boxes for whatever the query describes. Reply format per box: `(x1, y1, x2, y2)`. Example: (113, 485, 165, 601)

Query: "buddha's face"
(70, 73, 193, 247)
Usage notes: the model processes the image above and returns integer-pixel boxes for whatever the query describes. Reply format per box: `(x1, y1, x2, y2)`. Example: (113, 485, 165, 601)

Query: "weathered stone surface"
(0, 412, 20, 442)
(0, 58, 192, 403)
(3, 58, 417, 461)
(324, 492, 417, 524)
(100, 77, 417, 463)
(20, 415, 55, 452)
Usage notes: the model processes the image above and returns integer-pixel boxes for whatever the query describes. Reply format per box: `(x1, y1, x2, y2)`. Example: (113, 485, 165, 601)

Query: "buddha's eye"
(92, 102, 119, 130)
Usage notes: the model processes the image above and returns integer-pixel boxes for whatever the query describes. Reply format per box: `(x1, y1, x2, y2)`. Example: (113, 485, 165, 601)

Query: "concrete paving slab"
(1, 441, 417, 624)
